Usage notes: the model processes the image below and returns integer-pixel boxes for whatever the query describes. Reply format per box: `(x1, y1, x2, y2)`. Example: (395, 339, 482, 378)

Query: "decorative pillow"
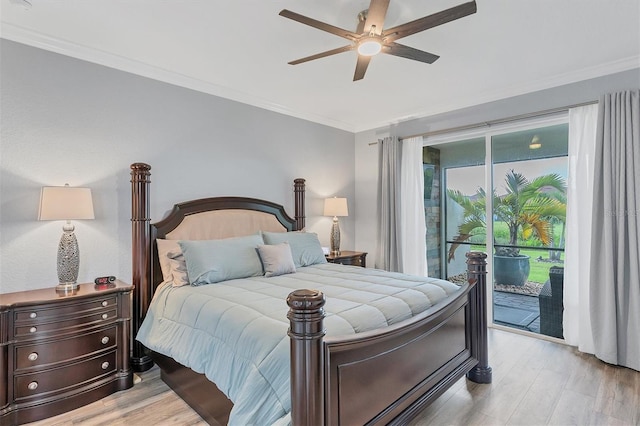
(179, 234, 264, 285)
(257, 242, 296, 277)
(166, 250, 189, 287)
(261, 231, 327, 268)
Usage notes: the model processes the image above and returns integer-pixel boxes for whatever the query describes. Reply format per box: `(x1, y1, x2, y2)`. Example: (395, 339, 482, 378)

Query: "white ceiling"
(1, 0, 639, 132)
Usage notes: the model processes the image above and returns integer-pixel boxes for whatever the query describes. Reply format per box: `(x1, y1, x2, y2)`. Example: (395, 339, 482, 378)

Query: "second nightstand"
(325, 251, 367, 267)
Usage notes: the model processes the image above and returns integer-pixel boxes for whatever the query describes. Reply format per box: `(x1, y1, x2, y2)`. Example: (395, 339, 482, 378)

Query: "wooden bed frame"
(129, 162, 491, 425)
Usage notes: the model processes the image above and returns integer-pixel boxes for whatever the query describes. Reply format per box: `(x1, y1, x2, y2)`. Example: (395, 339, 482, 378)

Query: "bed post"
(287, 289, 325, 426)
(465, 251, 492, 383)
(130, 163, 154, 372)
(294, 178, 305, 231)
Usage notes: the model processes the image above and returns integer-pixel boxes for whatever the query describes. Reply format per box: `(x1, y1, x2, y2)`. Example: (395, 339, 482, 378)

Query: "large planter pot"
(493, 255, 530, 286)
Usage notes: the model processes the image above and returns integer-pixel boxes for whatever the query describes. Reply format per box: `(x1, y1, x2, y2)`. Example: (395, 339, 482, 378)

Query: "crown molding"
(0, 23, 356, 133)
(355, 55, 640, 132)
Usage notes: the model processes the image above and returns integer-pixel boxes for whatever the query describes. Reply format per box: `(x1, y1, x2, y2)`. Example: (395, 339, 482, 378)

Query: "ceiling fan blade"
(288, 45, 354, 65)
(384, 42, 440, 63)
(353, 55, 372, 81)
(364, 0, 390, 35)
(382, 1, 477, 42)
(279, 10, 359, 41)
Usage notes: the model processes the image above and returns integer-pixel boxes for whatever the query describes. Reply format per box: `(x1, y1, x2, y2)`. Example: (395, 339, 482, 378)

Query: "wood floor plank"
(594, 363, 639, 424)
(24, 329, 639, 426)
(548, 388, 597, 425)
(507, 368, 566, 425)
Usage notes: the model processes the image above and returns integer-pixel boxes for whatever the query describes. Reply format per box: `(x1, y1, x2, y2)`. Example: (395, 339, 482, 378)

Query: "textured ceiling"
(1, 0, 639, 132)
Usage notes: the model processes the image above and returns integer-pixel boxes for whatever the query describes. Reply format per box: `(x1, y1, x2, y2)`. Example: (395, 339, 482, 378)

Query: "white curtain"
(400, 137, 428, 276)
(564, 103, 598, 353)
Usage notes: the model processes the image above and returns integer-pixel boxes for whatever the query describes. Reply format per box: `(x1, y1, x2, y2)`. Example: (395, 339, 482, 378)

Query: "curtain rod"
(368, 99, 598, 145)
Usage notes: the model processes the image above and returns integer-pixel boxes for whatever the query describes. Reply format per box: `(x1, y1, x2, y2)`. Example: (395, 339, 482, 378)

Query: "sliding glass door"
(427, 116, 568, 338)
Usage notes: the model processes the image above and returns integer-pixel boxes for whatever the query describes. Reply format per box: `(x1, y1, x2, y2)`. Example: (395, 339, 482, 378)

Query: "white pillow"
(166, 250, 189, 287)
(156, 239, 180, 281)
(156, 239, 190, 287)
(257, 242, 297, 277)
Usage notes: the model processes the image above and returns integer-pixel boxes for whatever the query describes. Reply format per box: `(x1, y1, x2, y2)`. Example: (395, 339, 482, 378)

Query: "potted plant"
(448, 170, 566, 286)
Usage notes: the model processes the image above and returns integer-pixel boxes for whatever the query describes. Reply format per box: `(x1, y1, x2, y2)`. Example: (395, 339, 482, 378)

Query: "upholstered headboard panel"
(165, 209, 287, 240)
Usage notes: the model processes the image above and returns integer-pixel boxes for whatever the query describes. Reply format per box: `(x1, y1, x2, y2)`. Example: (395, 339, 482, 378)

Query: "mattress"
(136, 263, 462, 425)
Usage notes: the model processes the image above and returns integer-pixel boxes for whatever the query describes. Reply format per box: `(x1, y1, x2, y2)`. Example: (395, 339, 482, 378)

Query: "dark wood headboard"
(129, 162, 306, 371)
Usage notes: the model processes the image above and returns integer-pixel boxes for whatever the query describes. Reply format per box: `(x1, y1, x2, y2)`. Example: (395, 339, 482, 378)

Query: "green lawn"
(519, 248, 564, 283)
(466, 221, 565, 283)
(470, 245, 564, 283)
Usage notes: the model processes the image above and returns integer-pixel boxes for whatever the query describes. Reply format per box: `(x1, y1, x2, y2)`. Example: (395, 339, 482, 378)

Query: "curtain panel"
(376, 136, 428, 275)
(376, 137, 403, 272)
(589, 89, 640, 372)
(564, 103, 598, 353)
(400, 137, 428, 276)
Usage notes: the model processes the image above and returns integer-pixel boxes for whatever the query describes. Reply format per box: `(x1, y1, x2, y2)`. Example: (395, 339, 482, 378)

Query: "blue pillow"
(261, 231, 327, 268)
(179, 234, 264, 285)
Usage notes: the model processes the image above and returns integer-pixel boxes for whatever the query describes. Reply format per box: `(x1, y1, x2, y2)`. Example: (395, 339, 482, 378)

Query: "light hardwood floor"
(27, 328, 639, 426)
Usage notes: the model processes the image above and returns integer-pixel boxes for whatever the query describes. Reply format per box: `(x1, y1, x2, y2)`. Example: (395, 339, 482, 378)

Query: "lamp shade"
(324, 197, 348, 217)
(38, 185, 95, 221)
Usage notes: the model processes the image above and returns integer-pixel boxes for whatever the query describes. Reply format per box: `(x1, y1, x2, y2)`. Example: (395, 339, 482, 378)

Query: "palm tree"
(448, 169, 566, 262)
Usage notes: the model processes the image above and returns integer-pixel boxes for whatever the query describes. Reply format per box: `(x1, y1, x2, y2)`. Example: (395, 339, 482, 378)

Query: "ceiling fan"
(279, 0, 477, 81)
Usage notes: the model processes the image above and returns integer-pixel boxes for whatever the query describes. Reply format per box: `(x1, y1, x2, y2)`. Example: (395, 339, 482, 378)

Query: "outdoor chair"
(538, 266, 564, 338)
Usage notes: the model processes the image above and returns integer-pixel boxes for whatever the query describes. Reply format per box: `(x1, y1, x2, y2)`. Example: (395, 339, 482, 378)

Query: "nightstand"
(0, 280, 134, 425)
(325, 251, 367, 267)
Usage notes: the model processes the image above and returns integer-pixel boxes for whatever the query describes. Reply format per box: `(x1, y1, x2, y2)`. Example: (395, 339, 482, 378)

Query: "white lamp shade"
(38, 186, 95, 221)
(324, 197, 348, 217)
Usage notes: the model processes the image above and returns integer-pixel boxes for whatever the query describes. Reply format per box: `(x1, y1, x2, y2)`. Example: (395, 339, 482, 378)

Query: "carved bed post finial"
(465, 251, 492, 384)
(130, 162, 154, 372)
(294, 178, 305, 231)
(287, 289, 325, 426)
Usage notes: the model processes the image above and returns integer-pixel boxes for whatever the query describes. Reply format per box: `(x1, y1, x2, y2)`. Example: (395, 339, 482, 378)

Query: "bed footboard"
(287, 252, 491, 426)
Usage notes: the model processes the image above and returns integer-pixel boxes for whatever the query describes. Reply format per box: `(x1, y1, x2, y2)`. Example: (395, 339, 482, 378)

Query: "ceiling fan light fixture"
(357, 37, 382, 56)
(529, 135, 542, 150)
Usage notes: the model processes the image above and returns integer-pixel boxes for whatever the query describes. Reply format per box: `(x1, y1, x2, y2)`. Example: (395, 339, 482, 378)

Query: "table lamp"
(323, 197, 348, 256)
(38, 184, 95, 291)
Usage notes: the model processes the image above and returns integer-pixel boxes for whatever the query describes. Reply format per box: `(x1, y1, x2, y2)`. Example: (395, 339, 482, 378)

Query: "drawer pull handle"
(29, 327, 37, 333)
(101, 313, 108, 320)
(28, 352, 38, 361)
(101, 361, 110, 370)
(28, 381, 38, 390)
(101, 301, 108, 307)
(101, 336, 109, 344)
(29, 312, 37, 319)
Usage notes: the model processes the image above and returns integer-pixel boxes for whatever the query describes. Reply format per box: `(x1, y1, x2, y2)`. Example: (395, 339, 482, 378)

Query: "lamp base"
(55, 282, 79, 294)
(57, 227, 80, 286)
(330, 217, 341, 257)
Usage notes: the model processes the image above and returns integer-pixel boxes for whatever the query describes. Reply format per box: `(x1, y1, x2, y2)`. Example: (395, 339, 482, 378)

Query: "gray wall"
(355, 68, 640, 265)
(0, 40, 355, 293)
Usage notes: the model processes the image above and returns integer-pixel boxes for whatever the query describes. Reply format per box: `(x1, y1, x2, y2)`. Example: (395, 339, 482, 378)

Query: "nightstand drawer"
(14, 308, 117, 339)
(334, 257, 364, 266)
(15, 326, 117, 370)
(325, 251, 367, 268)
(15, 350, 116, 400)
(15, 296, 117, 323)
